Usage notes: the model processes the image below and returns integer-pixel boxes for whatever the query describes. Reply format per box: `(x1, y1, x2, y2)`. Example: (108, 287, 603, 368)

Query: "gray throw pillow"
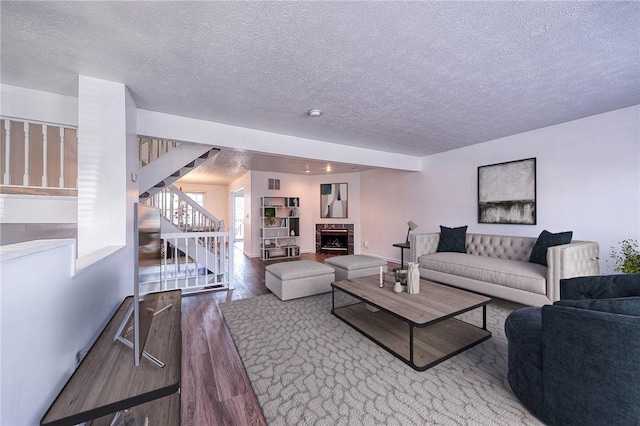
(436, 225, 467, 253)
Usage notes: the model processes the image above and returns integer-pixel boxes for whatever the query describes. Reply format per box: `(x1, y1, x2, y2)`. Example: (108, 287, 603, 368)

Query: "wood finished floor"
(180, 246, 399, 425)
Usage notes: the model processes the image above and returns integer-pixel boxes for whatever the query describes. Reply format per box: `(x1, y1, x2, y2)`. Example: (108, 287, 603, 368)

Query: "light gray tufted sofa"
(409, 232, 599, 306)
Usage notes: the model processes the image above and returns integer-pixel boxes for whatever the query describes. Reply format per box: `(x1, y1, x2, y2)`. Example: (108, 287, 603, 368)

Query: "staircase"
(149, 184, 224, 232)
(138, 138, 232, 293)
(138, 139, 220, 202)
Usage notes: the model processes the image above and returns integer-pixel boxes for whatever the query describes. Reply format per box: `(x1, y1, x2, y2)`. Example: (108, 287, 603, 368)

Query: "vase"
(407, 262, 420, 294)
(393, 282, 403, 293)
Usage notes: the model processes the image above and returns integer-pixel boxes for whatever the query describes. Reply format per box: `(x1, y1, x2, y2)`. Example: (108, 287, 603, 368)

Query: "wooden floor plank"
(180, 247, 399, 425)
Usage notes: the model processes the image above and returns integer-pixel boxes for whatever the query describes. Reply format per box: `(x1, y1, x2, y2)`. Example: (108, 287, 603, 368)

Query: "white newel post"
(23, 122, 30, 186)
(59, 127, 65, 187)
(41, 124, 48, 187)
(4, 120, 11, 185)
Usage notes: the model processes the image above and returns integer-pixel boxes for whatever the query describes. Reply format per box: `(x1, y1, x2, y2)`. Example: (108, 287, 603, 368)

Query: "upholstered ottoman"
(324, 254, 388, 281)
(265, 260, 335, 301)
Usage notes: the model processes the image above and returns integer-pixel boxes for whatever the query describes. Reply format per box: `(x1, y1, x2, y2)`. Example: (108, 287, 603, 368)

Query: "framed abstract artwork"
(478, 158, 536, 225)
(320, 183, 348, 218)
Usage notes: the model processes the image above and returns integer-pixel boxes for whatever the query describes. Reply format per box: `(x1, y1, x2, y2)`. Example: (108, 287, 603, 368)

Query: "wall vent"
(268, 178, 280, 190)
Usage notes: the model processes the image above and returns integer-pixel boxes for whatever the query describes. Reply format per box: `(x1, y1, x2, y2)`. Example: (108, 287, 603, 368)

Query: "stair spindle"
(23, 122, 30, 186)
(41, 124, 48, 187)
(59, 127, 65, 188)
(4, 120, 11, 185)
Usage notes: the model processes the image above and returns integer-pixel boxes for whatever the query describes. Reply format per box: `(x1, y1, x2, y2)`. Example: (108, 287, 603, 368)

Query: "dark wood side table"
(393, 242, 410, 269)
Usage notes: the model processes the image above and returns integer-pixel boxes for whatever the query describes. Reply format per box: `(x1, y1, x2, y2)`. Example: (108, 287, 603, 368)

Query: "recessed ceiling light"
(308, 109, 322, 117)
(326, 164, 332, 172)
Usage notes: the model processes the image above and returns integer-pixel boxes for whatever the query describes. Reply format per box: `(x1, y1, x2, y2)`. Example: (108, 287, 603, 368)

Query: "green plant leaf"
(610, 239, 640, 274)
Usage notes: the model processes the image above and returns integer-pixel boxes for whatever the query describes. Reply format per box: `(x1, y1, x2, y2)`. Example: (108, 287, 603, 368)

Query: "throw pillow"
(436, 225, 468, 253)
(554, 296, 640, 317)
(529, 230, 573, 266)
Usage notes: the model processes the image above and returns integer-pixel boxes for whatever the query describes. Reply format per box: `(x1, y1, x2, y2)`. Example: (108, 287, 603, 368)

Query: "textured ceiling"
(1, 1, 639, 181)
(178, 149, 374, 186)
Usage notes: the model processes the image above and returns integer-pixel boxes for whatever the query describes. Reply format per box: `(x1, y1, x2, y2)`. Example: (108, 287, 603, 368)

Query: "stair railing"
(160, 229, 234, 293)
(1, 117, 77, 190)
(148, 184, 225, 232)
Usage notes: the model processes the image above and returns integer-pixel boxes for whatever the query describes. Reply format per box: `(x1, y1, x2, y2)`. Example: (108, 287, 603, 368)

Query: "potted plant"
(610, 239, 640, 273)
(264, 208, 277, 227)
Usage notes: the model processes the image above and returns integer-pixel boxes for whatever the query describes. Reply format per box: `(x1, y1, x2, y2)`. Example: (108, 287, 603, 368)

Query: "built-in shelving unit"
(261, 196, 300, 260)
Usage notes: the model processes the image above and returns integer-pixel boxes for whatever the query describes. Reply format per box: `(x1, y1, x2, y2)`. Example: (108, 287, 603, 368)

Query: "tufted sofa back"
(465, 233, 537, 261)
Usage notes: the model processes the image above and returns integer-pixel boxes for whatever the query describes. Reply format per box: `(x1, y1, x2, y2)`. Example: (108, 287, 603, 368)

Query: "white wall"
(137, 109, 421, 172)
(361, 106, 640, 273)
(77, 76, 131, 258)
(0, 80, 138, 425)
(172, 182, 230, 227)
(228, 171, 252, 256)
(248, 170, 361, 257)
(1, 243, 133, 424)
(0, 195, 77, 223)
(0, 84, 78, 127)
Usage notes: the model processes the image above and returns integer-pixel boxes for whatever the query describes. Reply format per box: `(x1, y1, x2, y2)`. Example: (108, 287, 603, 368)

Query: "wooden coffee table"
(331, 274, 491, 371)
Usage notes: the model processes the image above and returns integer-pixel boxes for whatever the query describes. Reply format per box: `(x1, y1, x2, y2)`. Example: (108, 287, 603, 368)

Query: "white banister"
(0, 117, 77, 190)
(23, 122, 30, 186)
(149, 185, 224, 233)
(41, 124, 48, 187)
(4, 120, 11, 185)
(159, 230, 233, 293)
(138, 137, 180, 167)
(59, 127, 65, 188)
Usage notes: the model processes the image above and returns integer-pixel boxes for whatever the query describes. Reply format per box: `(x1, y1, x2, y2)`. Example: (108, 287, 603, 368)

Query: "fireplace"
(316, 224, 354, 255)
(320, 229, 349, 254)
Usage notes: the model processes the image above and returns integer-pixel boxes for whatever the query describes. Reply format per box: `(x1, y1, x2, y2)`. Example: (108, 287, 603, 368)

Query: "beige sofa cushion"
(418, 252, 547, 295)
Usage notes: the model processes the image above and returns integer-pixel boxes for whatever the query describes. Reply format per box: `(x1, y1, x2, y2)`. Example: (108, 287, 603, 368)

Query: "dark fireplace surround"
(316, 224, 354, 255)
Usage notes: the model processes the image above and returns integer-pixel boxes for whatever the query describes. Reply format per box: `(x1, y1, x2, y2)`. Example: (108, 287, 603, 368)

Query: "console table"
(41, 290, 181, 426)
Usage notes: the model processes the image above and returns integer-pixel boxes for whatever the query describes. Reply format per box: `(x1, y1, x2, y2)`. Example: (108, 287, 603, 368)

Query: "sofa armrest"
(546, 241, 599, 302)
(410, 233, 439, 262)
(541, 305, 640, 425)
(560, 273, 640, 300)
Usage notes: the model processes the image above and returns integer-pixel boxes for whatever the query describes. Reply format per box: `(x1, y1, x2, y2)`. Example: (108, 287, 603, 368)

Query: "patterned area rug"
(220, 292, 542, 425)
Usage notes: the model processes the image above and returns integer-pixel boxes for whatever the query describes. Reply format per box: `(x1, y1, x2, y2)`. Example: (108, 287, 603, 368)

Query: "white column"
(3, 120, 10, 185)
(41, 124, 48, 187)
(77, 76, 128, 257)
(23, 122, 30, 186)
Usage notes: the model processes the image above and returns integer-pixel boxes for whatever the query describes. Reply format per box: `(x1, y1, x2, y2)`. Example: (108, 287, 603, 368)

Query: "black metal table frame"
(392, 242, 410, 270)
(331, 284, 491, 371)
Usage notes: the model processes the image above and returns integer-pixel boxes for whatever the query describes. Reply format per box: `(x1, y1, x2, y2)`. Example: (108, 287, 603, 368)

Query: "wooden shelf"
(331, 277, 491, 371)
(41, 290, 181, 426)
(333, 303, 490, 369)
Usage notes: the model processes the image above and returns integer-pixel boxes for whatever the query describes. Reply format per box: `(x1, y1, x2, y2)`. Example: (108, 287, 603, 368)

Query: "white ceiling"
(2, 2, 639, 184)
(179, 149, 374, 186)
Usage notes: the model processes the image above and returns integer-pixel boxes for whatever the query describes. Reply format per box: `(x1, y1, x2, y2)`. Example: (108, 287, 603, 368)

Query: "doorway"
(232, 188, 245, 249)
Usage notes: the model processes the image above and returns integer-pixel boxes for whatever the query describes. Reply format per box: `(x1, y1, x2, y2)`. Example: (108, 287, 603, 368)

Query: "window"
(159, 191, 205, 228)
(185, 192, 204, 208)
